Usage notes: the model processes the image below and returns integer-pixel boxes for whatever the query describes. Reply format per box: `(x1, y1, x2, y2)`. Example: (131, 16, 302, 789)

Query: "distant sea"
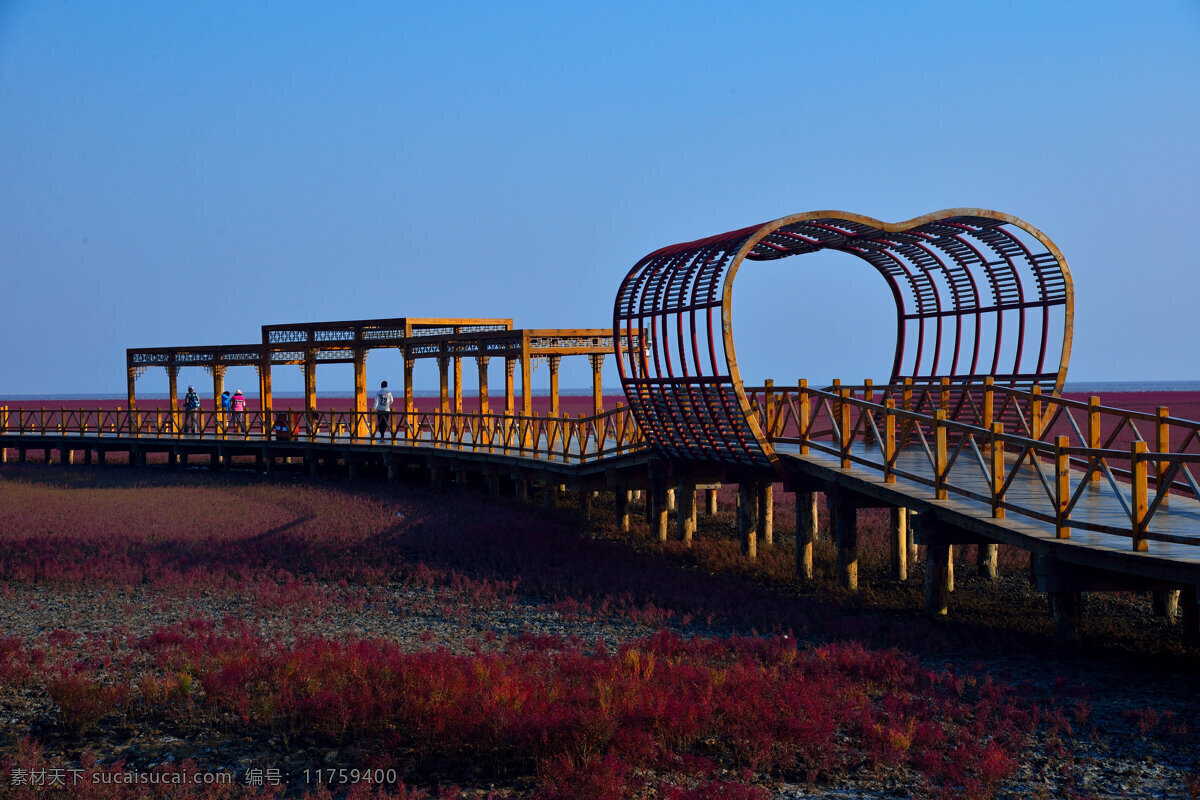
(5, 382, 1200, 401)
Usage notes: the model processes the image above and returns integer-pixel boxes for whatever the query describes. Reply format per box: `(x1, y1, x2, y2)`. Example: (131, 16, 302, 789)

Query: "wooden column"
(515, 478, 529, 502)
(889, 506, 908, 581)
(438, 357, 450, 415)
(589, 353, 604, 416)
(166, 365, 180, 415)
(403, 356, 415, 432)
(578, 487, 592, 520)
(1050, 592, 1083, 644)
(795, 490, 818, 581)
(756, 482, 773, 546)
(303, 357, 317, 416)
(835, 496, 857, 591)
(477, 356, 490, 415)
(548, 356, 561, 415)
(520, 354, 532, 417)
(211, 365, 226, 424)
(504, 358, 516, 414)
(738, 483, 758, 558)
(1153, 589, 1181, 622)
(353, 350, 367, 437)
(977, 543, 998, 579)
(676, 475, 696, 546)
(259, 362, 273, 429)
(926, 544, 951, 616)
(705, 488, 718, 515)
(651, 474, 669, 541)
(615, 489, 630, 532)
(126, 367, 138, 410)
(453, 356, 463, 415)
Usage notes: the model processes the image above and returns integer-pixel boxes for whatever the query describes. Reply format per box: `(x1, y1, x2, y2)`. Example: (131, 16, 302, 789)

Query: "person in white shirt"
(373, 380, 394, 441)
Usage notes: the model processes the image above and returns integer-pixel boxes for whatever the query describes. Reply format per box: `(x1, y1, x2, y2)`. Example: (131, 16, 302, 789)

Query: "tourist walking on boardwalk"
(220, 390, 231, 430)
(230, 389, 247, 433)
(183, 385, 201, 434)
(373, 380, 393, 441)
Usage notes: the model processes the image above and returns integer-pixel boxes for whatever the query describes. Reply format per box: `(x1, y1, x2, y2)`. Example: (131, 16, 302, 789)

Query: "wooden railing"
(0, 405, 647, 465)
(744, 380, 1200, 551)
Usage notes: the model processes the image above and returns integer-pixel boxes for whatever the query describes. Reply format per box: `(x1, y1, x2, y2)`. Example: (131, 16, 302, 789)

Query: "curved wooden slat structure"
(613, 209, 1073, 467)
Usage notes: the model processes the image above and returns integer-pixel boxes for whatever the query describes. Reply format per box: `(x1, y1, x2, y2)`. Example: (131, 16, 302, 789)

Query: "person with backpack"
(373, 380, 394, 441)
(182, 386, 201, 434)
(220, 390, 231, 430)
(230, 389, 247, 433)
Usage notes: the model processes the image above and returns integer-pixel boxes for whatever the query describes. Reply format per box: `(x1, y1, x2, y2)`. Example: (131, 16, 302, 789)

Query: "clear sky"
(2, 1, 1198, 397)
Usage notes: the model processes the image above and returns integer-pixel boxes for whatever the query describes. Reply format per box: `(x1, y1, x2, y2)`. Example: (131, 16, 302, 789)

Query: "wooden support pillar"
(615, 489, 630, 532)
(259, 363, 273, 431)
(676, 476, 696, 546)
(429, 465, 445, 486)
(255, 451, 264, 472)
(795, 490, 818, 581)
(520, 353, 532, 418)
(211, 365, 226, 427)
(61, 448, 73, 466)
(504, 358, 516, 415)
(403, 356, 415, 433)
(651, 474, 670, 542)
(578, 487, 592, 520)
(738, 483, 758, 558)
(1050, 592, 1083, 644)
(588, 353, 604, 416)
(303, 357, 317, 416)
(167, 448, 178, 468)
(925, 543, 951, 616)
(82, 448, 91, 466)
(353, 350, 368, 437)
(487, 474, 501, 496)
(666, 487, 676, 512)
(977, 543, 998, 580)
(907, 509, 918, 571)
(1153, 589, 1181, 622)
(308, 452, 319, 477)
(889, 506, 908, 582)
(438, 357, 450, 416)
(835, 497, 857, 591)
(544, 481, 557, 508)
(548, 356, 561, 416)
(348, 458, 360, 481)
(947, 546, 956, 592)
(477, 357, 490, 415)
(705, 488, 718, 515)
(756, 482, 773, 546)
(386, 457, 398, 482)
(126, 367, 138, 410)
(167, 365, 180, 416)
(43, 447, 52, 464)
(453, 356, 463, 415)
(515, 478, 528, 503)
(18, 448, 26, 463)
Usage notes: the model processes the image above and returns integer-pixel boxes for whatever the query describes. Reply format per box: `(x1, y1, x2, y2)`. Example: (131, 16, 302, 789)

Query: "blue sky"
(2, 1, 1198, 397)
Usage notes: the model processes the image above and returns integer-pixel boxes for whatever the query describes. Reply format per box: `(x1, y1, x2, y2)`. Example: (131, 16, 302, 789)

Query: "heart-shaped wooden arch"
(613, 209, 1073, 467)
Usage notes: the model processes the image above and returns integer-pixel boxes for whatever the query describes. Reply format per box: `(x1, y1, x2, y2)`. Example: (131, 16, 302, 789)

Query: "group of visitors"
(175, 379, 395, 440)
(181, 386, 246, 434)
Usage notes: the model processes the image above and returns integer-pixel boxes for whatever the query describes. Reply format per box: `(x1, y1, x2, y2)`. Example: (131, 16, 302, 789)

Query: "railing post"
(798, 380, 809, 455)
(991, 422, 1005, 519)
(939, 377, 950, 414)
(764, 379, 776, 438)
(982, 376, 994, 431)
(1055, 435, 1070, 539)
(1132, 440, 1149, 551)
(902, 377, 913, 412)
(934, 409, 947, 500)
(1156, 407, 1170, 506)
(1030, 385, 1043, 439)
(839, 386, 851, 468)
(884, 399, 896, 483)
(1088, 396, 1101, 483)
